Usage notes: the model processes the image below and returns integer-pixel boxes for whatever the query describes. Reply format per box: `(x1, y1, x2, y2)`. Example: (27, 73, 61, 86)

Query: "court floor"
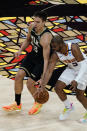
(0, 75, 87, 131)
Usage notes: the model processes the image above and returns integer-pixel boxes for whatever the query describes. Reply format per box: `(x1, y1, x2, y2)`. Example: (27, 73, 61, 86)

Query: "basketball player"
(40, 35, 87, 122)
(2, 11, 53, 115)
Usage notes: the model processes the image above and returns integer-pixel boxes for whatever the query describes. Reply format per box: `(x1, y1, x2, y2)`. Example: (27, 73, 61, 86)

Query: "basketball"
(34, 88, 49, 104)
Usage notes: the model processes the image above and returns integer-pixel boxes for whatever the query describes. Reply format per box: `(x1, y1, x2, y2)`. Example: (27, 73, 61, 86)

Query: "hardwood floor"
(0, 76, 87, 131)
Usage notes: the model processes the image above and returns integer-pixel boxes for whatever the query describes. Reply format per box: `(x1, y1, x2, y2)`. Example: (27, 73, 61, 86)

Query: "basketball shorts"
(58, 67, 87, 90)
(20, 53, 43, 81)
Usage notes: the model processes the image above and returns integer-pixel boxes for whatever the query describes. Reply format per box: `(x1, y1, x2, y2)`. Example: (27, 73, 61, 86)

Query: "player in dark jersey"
(2, 11, 53, 114)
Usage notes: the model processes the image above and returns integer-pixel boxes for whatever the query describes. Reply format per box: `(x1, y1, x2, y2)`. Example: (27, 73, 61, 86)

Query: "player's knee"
(54, 86, 62, 93)
(55, 80, 66, 93)
(15, 69, 25, 81)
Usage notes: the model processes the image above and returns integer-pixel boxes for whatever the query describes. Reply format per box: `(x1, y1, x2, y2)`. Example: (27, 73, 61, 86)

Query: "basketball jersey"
(30, 27, 52, 63)
(56, 43, 87, 69)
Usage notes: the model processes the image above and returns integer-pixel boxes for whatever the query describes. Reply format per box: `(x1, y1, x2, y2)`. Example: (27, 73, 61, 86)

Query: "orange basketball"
(34, 88, 49, 104)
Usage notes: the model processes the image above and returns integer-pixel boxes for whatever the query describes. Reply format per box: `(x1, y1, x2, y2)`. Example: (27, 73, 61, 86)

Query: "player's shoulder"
(41, 31, 52, 40)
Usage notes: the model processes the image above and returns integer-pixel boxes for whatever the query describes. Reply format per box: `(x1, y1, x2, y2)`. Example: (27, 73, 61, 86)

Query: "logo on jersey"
(31, 35, 40, 53)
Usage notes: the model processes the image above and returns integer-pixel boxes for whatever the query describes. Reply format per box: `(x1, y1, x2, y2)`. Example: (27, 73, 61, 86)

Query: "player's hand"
(36, 79, 42, 86)
(70, 80, 77, 91)
(36, 87, 45, 98)
(33, 82, 45, 98)
(15, 50, 21, 59)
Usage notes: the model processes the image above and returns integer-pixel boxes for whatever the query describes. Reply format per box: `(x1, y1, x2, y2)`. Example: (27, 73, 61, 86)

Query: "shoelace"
(63, 105, 73, 114)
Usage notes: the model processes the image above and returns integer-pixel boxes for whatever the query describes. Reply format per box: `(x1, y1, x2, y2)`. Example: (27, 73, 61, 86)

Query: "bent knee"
(54, 86, 63, 93)
(54, 80, 66, 92)
(15, 69, 26, 81)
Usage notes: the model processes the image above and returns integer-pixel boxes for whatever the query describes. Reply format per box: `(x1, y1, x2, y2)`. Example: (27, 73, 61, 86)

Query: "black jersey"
(20, 27, 53, 79)
(30, 27, 52, 62)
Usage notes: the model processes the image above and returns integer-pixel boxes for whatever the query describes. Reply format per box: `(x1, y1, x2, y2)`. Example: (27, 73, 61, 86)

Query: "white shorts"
(58, 67, 87, 90)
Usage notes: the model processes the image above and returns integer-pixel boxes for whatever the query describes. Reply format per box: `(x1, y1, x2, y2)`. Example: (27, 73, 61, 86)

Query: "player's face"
(34, 17, 45, 33)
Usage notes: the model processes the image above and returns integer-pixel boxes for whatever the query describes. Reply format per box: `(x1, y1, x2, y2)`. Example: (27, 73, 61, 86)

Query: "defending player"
(40, 35, 87, 122)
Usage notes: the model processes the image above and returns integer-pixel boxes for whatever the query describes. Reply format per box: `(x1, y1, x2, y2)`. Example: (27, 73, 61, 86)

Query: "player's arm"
(71, 44, 87, 88)
(40, 33, 53, 79)
(15, 23, 34, 58)
(19, 23, 33, 52)
(72, 44, 84, 62)
(41, 52, 58, 88)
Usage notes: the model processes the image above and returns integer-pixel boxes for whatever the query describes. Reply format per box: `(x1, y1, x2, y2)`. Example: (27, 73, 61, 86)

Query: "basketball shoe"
(80, 113, 87, 123)
(2, 102, 22, 112)
(28, 102, 42, 115)
(59, 103, 74, 120)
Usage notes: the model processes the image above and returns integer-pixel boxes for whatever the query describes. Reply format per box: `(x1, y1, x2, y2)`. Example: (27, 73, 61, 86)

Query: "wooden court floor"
(0, 76, 87, 131)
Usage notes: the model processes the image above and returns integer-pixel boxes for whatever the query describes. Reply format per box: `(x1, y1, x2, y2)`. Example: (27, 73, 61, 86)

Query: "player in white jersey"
(38, 35, 87, 122)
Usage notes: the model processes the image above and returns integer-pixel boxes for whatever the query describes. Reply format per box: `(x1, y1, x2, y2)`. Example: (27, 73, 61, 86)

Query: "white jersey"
(56, 43, 87, 70)
(57, 43, 87, 90)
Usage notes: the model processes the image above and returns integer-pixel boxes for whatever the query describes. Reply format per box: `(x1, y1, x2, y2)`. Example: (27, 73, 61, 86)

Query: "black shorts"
(20, 52, 44, 81)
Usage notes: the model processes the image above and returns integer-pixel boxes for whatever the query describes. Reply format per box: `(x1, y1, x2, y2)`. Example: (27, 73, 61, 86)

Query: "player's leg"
(2, 54, 31, 112)
(76, 84, 87, 122)
(55, 80, 74, 120)
(76, 88, 87, 109)
(2, 69, 26, 112)
(55, 68, 75, 120)
(26, 62, 44, 115)
(27, 77, 42, 115)
(27, 77, 37, 96)
(76, 68, 87, 122)
(15, 69, 26, 104)
(55, 80, 67, 101)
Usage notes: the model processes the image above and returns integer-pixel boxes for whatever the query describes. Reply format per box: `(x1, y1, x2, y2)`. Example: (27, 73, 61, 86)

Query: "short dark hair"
(51, 35, 64, 45)
(33, 11, 48, 21)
